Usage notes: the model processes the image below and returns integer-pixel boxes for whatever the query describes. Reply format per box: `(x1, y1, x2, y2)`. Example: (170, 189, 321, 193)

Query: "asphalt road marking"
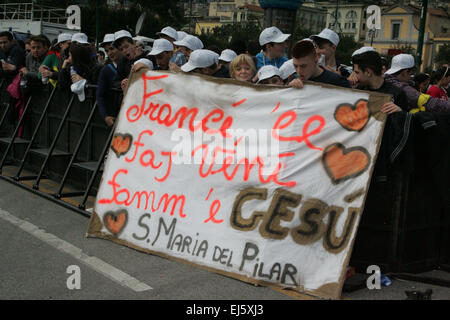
(0, 209, 152, 292)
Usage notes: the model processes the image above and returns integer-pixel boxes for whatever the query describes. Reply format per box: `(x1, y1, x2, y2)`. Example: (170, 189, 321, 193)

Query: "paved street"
(0, 178, 449, 301)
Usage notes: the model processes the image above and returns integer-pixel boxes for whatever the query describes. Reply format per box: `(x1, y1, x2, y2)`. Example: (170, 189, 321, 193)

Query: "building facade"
(364, 3, 450, 70)
(314, 1, 368, 43)
(193, 0, 263, 35)
(296, 4, 328, 35)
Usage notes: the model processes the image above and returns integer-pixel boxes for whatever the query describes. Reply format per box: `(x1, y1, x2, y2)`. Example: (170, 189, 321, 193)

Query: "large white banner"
(87, 70, 389, 299)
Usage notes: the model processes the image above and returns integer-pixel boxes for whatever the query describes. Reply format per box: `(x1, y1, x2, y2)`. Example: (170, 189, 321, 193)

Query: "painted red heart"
(334, 99, 370, 132)
(111, 133, 132, 158)
(322, 143, 371, 184)
(103, 209, 128, 237)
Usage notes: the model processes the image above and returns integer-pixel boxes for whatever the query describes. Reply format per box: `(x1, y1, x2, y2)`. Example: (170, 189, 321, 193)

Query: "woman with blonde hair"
(229, 54, 256, 82)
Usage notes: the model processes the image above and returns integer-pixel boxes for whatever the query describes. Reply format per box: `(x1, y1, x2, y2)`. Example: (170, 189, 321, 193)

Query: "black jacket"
(117, 51, 150, 81)
(57, 62, 103, 93)
(0, 43, 26, 84)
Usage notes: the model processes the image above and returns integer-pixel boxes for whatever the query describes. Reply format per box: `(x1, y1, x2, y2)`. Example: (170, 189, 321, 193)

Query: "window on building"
(346, 10, 357, 20)
(331, 11, 341, 20)
(392, 22, 401, 40)
(352, 23, 356, 29)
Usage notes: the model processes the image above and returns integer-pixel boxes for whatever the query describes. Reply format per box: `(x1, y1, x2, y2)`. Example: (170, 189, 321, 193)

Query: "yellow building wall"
(390, 7, 408, 14)
(368, 6, 449, 71)
(383, 17, 410, 39)
(195, 22, 223, 35)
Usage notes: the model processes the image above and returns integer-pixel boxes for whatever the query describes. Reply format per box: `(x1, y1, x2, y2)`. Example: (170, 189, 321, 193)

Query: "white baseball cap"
(57, 33, 72, 45)
(71, 33, 89, 44)
(385, 54, 415, 75)
(174, 35, 203, 51)
(259, 27, 290, 46)
(113, 30, 133, 46)
(352, 46, 376, 57)
(133, 58, 154, 70)
(311, 28, 340, 46)
(100, 33, 115, 47)
(177, 31, 188, 41)
(156, 26, 178, 41)
(148, 39, 174, 56)
(181, 49, 219, 72)
(257, 65, 281, 83)
(279, 59, 296, 80)
(219, 49, 237, 63)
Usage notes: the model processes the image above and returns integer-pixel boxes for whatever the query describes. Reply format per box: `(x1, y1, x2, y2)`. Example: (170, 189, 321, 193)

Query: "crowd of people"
(0, 26, 449, 129)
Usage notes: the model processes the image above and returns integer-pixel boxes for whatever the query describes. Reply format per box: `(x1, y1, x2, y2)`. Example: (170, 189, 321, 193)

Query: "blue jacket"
(96, 63, 121, 119)
(255, 52, 288, 70)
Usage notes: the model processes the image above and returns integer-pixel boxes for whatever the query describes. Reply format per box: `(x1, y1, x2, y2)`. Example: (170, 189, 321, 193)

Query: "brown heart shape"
(111, 133, 133, 158)
(334, 99, 370, 132)
(103, 209, 128, 237)
(322, 143, 371, 184)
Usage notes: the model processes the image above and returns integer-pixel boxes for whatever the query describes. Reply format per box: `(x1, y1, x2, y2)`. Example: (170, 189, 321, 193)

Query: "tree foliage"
(335, 34, 360, 65)
(81, 0, 186, 40)
(208, 22, 262, 54)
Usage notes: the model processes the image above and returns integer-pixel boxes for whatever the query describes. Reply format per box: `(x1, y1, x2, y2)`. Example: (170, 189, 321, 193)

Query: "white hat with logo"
(100, 33, 115, 47)
(113, 30, 133, 47)
(279, 59, 296, 80)
(71, 33, 89, 44)
(352, 46, 376, 57)
(311, 28, 340, 46)
(385, 54, 415, 75)
(177, 31, 188, 41)
(219, 49, 237, 63)
(133, 58, 154, 70)
(57, 33, 72, 45)
(259, 27, 290, 46)
(181, 49, 219, 72)
(148, 39, 174, 56)
(257, 65, 281, 83)
(174, 35, 203, 51)
(156, 26, 178, 41)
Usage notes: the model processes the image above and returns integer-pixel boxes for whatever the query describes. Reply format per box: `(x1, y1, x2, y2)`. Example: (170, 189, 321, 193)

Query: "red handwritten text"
(98, 168, 187, 218)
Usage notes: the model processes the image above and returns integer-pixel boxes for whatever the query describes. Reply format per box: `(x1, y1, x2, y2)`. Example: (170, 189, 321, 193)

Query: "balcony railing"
(0, 2, 67, 24)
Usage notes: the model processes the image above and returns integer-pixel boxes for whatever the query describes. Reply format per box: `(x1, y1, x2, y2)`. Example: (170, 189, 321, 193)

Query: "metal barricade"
(0, 82, 120, 217)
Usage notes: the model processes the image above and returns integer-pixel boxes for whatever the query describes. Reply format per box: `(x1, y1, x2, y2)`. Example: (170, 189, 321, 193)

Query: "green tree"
(292, 25, 313, 42)
(209, 22, 262, 53)
(80, 0, 186, 40)
(335, 34, 360, 66)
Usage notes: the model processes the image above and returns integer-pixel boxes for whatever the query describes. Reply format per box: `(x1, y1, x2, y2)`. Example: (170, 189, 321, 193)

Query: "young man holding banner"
(288, 39, 350, 89)
(113, 30, 151, 91)
(352, 50, 408, 114)
(384, 54, 450, 113)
